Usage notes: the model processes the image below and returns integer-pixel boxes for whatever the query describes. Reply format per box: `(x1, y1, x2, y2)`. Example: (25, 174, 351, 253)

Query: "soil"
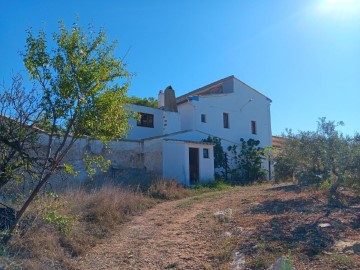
(75, 184, 360, 269)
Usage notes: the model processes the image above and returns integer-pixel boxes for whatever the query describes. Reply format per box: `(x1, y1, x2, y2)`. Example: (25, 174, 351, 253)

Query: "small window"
(251, 120, 257, 134)
(223, 113, 229, 128)
(201, 114, 206, 123)
(203, 148, 209, 158)
(137, 113, 154, 128)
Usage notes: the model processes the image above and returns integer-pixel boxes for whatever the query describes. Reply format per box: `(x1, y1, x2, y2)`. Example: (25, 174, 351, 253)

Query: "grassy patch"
(0, 179, 233, 269)
(1, 185, 156, 269)
(316, 253, 356, 270)
(175, 192, 224, 208)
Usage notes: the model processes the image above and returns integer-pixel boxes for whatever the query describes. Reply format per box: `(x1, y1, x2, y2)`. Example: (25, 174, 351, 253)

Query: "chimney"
(158, 90, 164, 108)
(164, 86, 178, 112)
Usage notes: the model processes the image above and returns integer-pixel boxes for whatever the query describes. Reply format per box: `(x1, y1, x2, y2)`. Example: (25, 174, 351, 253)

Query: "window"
(137, 113, 154, 128)
(203, 148, 209, 158)
(223, 113, 229, 128)
(201, 114, 206, 123)
(251, 120, 257, 134)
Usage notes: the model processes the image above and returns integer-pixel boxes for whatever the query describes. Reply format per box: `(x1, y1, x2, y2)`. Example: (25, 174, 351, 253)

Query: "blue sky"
(1, 0, 359, 136)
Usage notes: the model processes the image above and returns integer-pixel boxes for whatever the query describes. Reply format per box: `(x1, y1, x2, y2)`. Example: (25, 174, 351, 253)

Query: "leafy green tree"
(275, 118, 359, 204)
(1, 21, 131, 243)
(228, 138, 267, 184)
(127, 96, 158, 108)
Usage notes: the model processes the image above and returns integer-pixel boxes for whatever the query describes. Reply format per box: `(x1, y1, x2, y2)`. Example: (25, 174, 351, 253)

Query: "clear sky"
(1, 0, 359, 136)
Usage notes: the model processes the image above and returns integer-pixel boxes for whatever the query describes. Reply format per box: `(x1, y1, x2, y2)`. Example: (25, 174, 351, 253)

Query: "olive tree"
(1, 21, 132, 242)
(275, 118, 359, 204)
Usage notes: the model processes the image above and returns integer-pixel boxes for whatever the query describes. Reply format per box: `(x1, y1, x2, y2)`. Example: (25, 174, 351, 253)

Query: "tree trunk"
(1, 172, 53, 245)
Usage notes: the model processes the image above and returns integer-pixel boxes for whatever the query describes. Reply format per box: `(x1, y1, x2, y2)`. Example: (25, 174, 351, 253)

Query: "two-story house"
(125, 75, 272, 186)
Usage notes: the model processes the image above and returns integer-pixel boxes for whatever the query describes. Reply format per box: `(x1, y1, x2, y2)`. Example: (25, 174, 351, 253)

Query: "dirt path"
(75, 184, 360, 270)
(75, 188, 250, 270)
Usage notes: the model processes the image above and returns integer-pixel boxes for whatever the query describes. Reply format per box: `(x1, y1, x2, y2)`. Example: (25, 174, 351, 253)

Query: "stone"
(224, 208, 233, 217)
(214, 208, 232, 223)
(221, 231, 232, 238)
(334, 240, 360, 254)
(232, 226, 244, 235)
(318, 223, 331, 228)
(214, 211, 226, 222)
(231, 252, 245, 270)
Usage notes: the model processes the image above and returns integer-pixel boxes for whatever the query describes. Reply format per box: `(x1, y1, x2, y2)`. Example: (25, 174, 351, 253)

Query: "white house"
(124, 75, 272, 185)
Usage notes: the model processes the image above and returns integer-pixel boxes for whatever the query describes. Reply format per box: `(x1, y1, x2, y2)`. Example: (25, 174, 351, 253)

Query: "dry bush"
(147, 179, 192, 200)
(61, 185, 155, 256)
(2, 184, 155, 269)
(5, 203, 75, 269)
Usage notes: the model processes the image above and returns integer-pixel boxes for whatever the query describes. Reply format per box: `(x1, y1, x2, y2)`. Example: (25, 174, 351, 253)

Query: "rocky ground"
(75, 184, 360, 269)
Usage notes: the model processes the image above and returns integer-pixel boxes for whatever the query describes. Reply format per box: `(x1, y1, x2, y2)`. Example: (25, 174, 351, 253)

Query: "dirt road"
(76, 187, 251, 270)
(76, 184, 360, 270)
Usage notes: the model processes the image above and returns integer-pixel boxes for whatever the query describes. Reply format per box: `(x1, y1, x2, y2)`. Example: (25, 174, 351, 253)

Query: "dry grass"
(147, 179, 192, 200)
(1, 185, 156, 269)
(0, 179, 229, 269)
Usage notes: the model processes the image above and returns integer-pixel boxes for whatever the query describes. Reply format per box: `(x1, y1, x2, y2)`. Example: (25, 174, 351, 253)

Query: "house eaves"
(176, 75, 235, 105)
(176, 75, 272, 104)
(163, 139, 215, 146)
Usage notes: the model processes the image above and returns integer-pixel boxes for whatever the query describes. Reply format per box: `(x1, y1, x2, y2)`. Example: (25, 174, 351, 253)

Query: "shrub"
(2, 185, 155, 268)
(147, 179, 190, 200)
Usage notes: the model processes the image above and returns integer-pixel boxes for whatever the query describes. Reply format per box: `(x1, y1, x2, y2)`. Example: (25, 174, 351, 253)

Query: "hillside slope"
(76, 184, 360, 269)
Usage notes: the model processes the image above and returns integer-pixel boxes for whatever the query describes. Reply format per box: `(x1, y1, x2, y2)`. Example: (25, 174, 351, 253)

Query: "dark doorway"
(189, 147, 199, 185)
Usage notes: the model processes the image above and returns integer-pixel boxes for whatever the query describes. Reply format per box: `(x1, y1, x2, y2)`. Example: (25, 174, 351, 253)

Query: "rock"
(268, 256, 296, 270)
(214, 208, 233, 223)
(214, 211, 226, 222)
(231, 252, 245, 270)
(232, 226, 244, 235)
(224, 208, 233, 217)
(221, 231, 232, 238)
(318, 223, 331, 228)
(334, 240, 360, 254)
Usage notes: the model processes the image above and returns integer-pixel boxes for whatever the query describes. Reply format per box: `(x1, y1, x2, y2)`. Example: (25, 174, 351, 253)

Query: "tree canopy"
(274, 118, 360, 203)
(1, 20, 132, 242)
(126, 96, 158, 108)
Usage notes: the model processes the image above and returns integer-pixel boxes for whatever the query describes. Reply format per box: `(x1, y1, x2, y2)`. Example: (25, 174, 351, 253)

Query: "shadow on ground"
(250, 198, 320, 215)
(265, 184, 302, 193)
(247, 194, 357, 257)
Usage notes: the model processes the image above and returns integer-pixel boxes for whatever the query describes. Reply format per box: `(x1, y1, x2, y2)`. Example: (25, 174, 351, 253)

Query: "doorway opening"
(189, 147, 199, 185)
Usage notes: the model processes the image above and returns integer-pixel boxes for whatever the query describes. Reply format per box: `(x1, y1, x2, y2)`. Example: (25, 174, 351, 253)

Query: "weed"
(318, 253, 356, 270)
(246, 256, 267, 269)
(147, 179, 191, 200)
(195, 180, 232, 191)
(320, 179, 332, 190)
(176, 192, 223, 208)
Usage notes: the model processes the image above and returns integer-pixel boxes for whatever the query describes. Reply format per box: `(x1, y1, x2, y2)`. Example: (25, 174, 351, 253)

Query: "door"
(189, 147, 199, 185)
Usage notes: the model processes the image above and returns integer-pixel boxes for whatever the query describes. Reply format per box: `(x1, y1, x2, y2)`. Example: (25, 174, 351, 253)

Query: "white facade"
(162, 140, 214, 185)
(124, 75, 272, 185)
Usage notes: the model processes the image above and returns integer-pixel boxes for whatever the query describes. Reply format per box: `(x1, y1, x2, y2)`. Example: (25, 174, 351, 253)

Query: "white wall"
(178, 102, 195, 131)
(195, 143, 214, 183)
(126, 104, 182, 140)
(143, 138, 163, 174)
(163, 111, 181, 135)
(177, 78, 272, 148)
(163, 140, 187, 184)
(126, 105, 164, 139)
(163, 140, 214, 185)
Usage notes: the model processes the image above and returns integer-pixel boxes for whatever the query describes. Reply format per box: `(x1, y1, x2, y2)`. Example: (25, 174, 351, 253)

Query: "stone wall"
(40, 136, 163, 190)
